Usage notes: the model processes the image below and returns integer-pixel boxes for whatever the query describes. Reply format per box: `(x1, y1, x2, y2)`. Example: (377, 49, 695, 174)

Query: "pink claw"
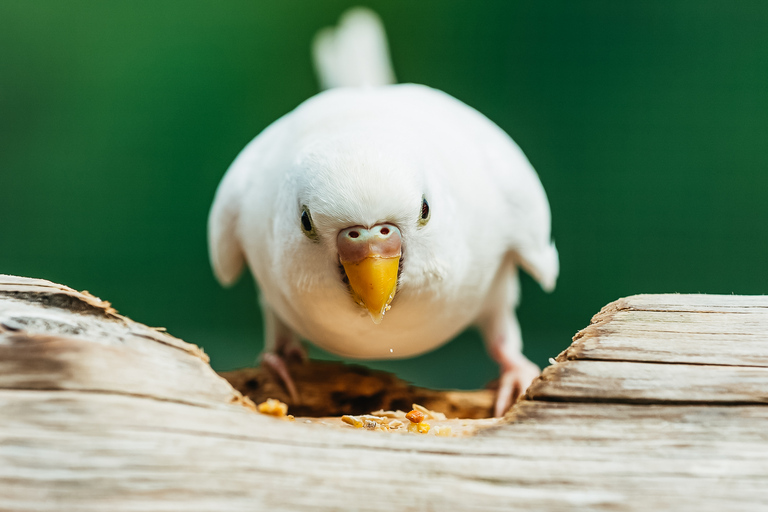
(261, 352, 300, 403)
(493, 359, 540, 417)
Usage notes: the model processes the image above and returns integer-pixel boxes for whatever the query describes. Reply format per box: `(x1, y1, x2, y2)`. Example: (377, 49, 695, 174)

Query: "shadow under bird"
(208, 8, 558, 416)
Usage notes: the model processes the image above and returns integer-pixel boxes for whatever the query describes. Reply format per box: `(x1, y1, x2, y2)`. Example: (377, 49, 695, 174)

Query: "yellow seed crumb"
(434, 425, 452, 437)
(342, 415, 364, 428)
(413, 403, 447, 421)
(343, 414, 395, 431)
(256, 398, 288, 417)
(407, 421, 431, 434)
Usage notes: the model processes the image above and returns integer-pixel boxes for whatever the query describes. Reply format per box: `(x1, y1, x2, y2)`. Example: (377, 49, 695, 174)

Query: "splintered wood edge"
(557, 293, 768, 364)
(0, 274, 209, 362)
(6, 281, 768, 510)
(557, 296, 625, 362)
(15, 275, 766, 435)
(0, 275, 495, 433)
(530, 292, 768, 404)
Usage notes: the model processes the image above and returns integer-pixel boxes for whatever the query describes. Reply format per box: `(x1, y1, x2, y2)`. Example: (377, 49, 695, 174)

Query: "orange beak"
(337, 224, 402, 324)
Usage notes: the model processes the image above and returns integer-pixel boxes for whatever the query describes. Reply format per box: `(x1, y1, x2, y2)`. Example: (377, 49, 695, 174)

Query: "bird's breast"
(268, 276, 488, 360)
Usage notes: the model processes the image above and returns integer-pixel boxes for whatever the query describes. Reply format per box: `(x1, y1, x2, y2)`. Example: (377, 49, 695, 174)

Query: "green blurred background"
(2, 1, 767, 389)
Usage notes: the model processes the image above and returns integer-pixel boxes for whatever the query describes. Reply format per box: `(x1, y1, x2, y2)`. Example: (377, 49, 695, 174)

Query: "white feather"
(208, 161, 245, 287)
(208, 9, 558, 367)
(209, 83, 557, 358)
(312, 7, 395, 89)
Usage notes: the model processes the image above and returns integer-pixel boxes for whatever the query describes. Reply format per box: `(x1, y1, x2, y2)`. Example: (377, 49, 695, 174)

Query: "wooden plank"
(590, 310, 768, 336)
(1, 391, 767, 512)
(562, 296, 768, 366)
(3, 278, 768, 511)
(0, 287, 251, 411)
(563, 330, 768, 367)
(0, 274, 204, 357)
(494, 400, 768, 445)
(527, 359, 768, 404)
(609, 293, 768, 312)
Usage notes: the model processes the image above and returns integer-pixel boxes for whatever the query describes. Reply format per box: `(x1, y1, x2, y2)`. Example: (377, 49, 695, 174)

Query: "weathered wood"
(0, 277, 252, 410)
(2, 279, 768, 511)
(527, 359, 768, 403)
(599, 293, 768, 312)
(3, 392, 767, 511)
(563, 294, 768, 366)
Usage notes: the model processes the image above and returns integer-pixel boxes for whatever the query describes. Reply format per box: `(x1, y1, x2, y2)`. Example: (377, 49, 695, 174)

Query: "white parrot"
(208, 8, 558, 416)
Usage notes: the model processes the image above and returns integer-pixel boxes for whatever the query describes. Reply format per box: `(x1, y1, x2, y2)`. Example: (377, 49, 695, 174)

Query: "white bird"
(208, 8, 558, 416)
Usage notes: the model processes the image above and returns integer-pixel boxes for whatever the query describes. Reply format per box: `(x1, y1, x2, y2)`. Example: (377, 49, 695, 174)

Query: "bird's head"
(287, 135, 433, 324)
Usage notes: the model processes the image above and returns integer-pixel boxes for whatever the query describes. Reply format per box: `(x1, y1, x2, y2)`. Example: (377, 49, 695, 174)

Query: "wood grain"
(527, 359, 768, 403)
(3, 392, 767, 511)
(0, 276, 251, 410)
(562, 294, 768, 366)
(2, 277, 768, 511)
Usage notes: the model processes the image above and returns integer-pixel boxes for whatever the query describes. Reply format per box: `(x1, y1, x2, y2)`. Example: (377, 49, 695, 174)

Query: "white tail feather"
(312, 7, 396, 89)
(517, 242, 559, 293)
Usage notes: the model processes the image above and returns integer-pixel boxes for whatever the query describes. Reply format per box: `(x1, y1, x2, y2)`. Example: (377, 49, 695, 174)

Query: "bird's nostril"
(349, 231, 360, 239)
(380, 227, 390, 235)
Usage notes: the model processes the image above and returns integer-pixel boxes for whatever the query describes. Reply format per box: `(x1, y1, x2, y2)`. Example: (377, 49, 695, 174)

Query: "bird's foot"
(260, 352, 301, 403)
(494, 357, 540, 417)
(281, 338, 308, 364)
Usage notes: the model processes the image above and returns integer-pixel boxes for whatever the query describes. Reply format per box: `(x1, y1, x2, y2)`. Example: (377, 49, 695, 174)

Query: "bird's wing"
(407, 84, 559, 293)
(312, 7, 396, 90)
(208, 162, 244, 286)
(208, 115, 292, 288)
(490, 138, 559, 292)
(208, 158, 247, 287)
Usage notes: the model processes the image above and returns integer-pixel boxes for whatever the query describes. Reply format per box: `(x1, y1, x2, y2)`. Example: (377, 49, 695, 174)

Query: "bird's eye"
(419, 196, 430, 226)
(300, 206, 318, 240)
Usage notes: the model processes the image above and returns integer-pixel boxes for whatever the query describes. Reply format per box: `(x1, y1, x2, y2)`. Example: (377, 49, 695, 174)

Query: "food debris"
(256, 398, 294, 420)
(407, 421, 431, 434)
(342, 415, 364, 428)
(337, 404, 457, 435)
(369, 409, 402, 418)
(405, 409, 425, 424)
(434, 425, 452, 437)
(405, 408, 431, 434)
(342, 414, 403, 431)
(412, 403, 446, 421)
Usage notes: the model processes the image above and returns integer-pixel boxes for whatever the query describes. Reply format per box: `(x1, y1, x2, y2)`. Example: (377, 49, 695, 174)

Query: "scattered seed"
(413, 403, 446, 421)
(406, 410, 425, 424)
(407, 421, 431, 434)
(342, 415, 364, 428)
(370, 409, 401, 418)
(257, 398, 289, 418)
